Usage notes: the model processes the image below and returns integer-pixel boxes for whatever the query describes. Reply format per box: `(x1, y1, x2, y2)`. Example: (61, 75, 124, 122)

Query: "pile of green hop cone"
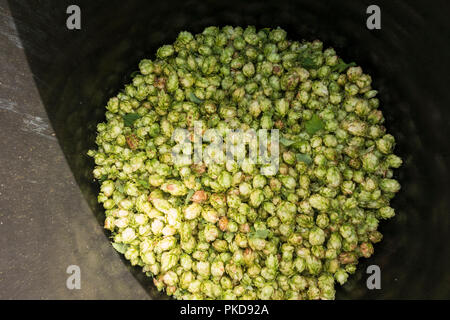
(88, 26, 402, 300)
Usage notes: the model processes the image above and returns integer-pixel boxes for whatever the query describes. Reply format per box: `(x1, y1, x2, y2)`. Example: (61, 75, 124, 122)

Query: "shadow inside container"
(8, 0, 450, 299)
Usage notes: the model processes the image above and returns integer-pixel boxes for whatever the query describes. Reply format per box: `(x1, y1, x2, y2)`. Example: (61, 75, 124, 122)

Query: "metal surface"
(0, 0, 149, 299)
(1, 0, 450, 299)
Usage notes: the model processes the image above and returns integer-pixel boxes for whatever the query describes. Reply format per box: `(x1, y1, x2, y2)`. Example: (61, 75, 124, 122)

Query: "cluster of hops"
(89, 26, 402, 300)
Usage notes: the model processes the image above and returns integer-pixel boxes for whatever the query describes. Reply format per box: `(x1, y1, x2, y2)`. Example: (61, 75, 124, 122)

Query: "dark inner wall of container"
(7, 0, 450, 299)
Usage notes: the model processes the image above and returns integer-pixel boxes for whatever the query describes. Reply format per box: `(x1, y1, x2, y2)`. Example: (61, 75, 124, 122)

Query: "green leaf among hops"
(112, 242, 128, 254)
(123, 113, 141, 127)
(296, 153, 313, 165)
(249, 229, 270, 239)
(305, 114, 325, 135)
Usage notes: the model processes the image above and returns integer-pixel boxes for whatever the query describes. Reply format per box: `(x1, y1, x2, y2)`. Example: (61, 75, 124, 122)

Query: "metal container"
(2, 0, 450, 299)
